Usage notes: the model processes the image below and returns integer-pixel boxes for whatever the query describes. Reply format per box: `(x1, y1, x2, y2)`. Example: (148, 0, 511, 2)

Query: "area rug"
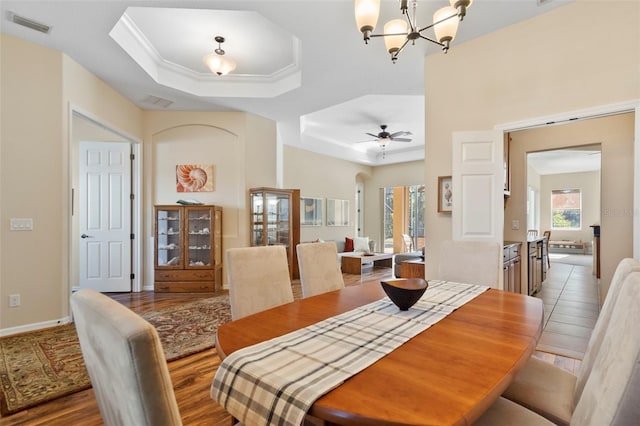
(0, 295, 231, 417)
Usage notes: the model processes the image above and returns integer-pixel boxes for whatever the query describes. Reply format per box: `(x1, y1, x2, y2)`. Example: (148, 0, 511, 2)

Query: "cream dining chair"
(71, 288, 182, 426)
(503, 259, 640, 426)
(438, 240, 502, 287)
(226, 245, 294, 320)
(296, 241, 345, 298)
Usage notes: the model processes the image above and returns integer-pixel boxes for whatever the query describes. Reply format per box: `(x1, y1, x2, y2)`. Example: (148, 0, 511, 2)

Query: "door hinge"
(130, 193, 134, 200)
(130, 233, 135, 240)
(130, 153, 135, 160)
(130, 273, 135, 279)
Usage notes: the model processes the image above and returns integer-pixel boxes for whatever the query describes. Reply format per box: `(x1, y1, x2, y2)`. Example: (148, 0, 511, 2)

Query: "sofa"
(394, 247, 425, 277)
(317, 237, 376, 258)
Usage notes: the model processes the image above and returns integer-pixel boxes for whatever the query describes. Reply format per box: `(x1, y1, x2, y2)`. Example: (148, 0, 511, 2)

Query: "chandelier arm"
(417, 12, 458, 33)
(419, 34, 445, 48)
(393, 38, 412, 58)
(370, 32, 409, 38)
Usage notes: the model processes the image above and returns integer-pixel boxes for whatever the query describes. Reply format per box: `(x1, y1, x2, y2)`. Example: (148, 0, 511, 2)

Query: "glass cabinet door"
(266, 192, 290, 247)
(251, 192, 264, 246)
(185, 207, 213, 268)
(155, 207, 182, 268)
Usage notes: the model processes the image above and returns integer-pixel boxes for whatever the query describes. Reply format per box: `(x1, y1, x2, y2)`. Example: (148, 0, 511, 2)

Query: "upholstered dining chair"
(438, 240, 502, 288)
(502, 264, 640, 426)
(70, 288, 182, 426)
(296, 242, 345, 298)
(402, 234, 414, 252)
(226, 245, 294, 320)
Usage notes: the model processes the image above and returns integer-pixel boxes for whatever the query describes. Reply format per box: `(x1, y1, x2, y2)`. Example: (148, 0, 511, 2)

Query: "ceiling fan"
(360, 124, 413, 148)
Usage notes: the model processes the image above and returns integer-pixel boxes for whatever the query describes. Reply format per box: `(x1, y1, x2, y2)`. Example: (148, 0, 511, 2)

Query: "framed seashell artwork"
(176, 164, 215, 192)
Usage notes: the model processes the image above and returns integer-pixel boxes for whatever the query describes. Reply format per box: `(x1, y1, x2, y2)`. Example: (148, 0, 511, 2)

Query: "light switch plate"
(511, 219, 520, 230)
(10, 218, 33, 231)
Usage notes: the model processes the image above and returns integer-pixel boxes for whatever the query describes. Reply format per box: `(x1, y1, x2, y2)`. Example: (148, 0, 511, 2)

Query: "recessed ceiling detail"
(109, 7, 301, 98)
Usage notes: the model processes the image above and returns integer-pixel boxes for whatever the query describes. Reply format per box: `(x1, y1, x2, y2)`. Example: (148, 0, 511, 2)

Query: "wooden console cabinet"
(250, 188, 300, 279)
(154, 205, 222, 292)
(399, 259, 426, 279)
(503, 242, 522, 293)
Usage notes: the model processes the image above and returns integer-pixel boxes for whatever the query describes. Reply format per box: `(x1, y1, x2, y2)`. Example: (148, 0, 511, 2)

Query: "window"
(551, 189, 581, 230)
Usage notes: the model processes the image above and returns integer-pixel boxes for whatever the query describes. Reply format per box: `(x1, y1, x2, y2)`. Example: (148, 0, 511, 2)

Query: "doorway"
(527, 144, 601, 268)
(70, 110, 142, 293)
(382, 185, 425, 253)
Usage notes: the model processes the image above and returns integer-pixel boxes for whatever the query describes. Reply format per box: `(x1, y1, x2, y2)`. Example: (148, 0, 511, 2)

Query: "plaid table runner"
(211, 280, 488, 426)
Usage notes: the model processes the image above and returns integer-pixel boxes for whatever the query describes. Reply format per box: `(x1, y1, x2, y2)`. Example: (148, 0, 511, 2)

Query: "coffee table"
(341, 253, 393, 274)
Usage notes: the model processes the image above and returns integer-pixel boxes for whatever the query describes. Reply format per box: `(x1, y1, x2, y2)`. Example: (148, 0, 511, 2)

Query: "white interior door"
(79, 141, 132, 292)
(452, 130, 504, 243)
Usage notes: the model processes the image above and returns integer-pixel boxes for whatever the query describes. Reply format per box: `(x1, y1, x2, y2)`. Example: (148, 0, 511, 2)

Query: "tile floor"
(534, 260, 600, 359)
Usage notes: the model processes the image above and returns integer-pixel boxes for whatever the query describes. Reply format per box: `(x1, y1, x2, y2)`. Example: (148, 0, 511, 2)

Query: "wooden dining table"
(215, 280, 544, 426)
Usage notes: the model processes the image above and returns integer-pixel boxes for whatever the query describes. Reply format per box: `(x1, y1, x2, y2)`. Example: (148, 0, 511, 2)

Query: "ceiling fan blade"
(365, 133, 379, 138)
(357, 139, 378, 143)
(391, 137, 412, 142)
(389, 131, 412, 138)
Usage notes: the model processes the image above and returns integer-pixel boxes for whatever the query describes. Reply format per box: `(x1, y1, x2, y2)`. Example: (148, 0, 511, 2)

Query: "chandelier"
(355, 0, 473, 62)
(203, 36, 236, 76)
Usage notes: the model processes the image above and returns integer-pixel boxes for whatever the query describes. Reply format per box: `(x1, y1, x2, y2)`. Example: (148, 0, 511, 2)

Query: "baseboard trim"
(0, 317, 72, 337)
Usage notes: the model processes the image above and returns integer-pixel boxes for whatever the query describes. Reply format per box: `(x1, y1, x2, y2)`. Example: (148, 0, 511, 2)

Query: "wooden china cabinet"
(249, 188, 300, 279)
(154, 205, 222, 292)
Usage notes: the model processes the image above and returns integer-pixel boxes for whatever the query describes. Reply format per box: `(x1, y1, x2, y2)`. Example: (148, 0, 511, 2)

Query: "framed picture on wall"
(301, 197, 323, 226)
(437, 176, 452, 213)
(327, 199, 350, 226)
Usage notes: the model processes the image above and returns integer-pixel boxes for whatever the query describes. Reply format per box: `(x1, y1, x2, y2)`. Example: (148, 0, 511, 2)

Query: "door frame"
(69, 104, 142, 293)
(495, 99, 640, 258)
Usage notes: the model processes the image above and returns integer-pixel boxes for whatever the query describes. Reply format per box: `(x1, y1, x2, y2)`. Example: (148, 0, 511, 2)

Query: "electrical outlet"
(511, 219, 520, 230)
(9, 294, 20, 307)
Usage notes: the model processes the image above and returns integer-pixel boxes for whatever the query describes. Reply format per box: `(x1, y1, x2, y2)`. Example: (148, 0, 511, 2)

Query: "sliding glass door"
(383, 185, 425, 253)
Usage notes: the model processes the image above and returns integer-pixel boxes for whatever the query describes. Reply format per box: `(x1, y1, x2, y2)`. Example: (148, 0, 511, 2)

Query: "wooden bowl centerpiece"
(381, 278, 428, 311)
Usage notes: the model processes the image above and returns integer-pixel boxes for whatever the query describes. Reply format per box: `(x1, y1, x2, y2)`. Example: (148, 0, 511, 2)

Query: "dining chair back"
(502, 259, 640, 425)
(71, 289, 182, 426)
(572, 257, 640, 404)
(296, 242, 345, 298)
(571, 270, 640, 425)
(226, 245, 294, 320)
(438, 240, 502, 288)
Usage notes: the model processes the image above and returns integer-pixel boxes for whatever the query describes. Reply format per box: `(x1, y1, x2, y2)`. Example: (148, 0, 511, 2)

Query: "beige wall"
(539, 171, 601, 250)
(283, 146, 371, 243)
(0, 34, 144, 331)
(424, 0, 640, 301)
(283, 147, 424, 253)
(143, 111, 277, 289)
(1, 35, 63, 330)
(507, 114, 633, 299)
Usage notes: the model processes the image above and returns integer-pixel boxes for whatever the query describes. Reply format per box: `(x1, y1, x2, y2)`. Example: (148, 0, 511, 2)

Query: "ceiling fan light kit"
(360, 124, 413, 157)
(203, 35, 236, 76)
(354, 0, 473, 62)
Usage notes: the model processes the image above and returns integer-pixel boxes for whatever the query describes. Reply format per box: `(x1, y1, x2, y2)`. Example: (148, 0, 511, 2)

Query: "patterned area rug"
(0, 295, 231, 416)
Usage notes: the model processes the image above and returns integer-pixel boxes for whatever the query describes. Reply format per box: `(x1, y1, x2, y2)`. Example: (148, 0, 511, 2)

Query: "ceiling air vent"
(7, 12, 51, 34)
(142, 95, 174, 108)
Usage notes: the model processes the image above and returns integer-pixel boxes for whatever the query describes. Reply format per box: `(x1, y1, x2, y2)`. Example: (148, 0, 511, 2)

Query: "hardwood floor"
(0, 267, 581, 425)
